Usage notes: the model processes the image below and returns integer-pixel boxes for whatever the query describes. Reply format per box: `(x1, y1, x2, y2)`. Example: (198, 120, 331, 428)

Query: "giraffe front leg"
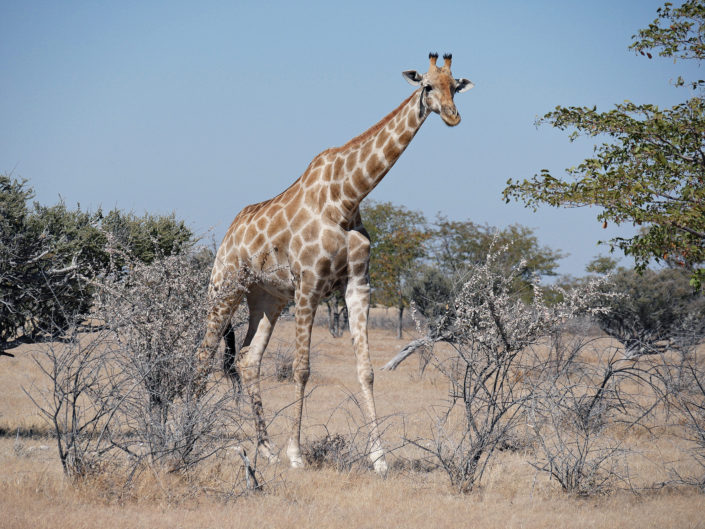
(346, 231, 388, 475)
(286, 285, 318, 469)
(345, 279, 388, 475)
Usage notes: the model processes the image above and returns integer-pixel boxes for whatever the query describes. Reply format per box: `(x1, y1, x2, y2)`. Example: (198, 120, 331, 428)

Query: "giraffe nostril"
(442, 105, 458, 117)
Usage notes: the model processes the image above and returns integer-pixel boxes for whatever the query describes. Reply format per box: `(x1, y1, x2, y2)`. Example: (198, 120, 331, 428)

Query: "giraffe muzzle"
(441, 105, 461, 127)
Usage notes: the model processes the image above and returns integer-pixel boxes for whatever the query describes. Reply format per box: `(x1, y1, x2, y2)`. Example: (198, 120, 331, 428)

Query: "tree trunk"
(397, 291, 404, 339)
(326, 298, 336, 337)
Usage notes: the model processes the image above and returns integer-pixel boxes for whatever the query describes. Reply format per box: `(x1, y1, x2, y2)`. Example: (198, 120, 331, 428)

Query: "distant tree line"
(358, 200, 564, 338)
(358, 198, 704, 364)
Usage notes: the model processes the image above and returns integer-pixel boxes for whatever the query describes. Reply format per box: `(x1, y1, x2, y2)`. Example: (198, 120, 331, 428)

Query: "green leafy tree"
(361, 200, 430, 338)
(592, 267, 705, 357)
(1, 175, 43, 343)
(101, 209, 193, 265)
(406, 265, 453, 322)
(585, 254, 620, 275)
(0, 175, 196, 348)
(503, 0, 705, 289)
(431, 217, 564, 301)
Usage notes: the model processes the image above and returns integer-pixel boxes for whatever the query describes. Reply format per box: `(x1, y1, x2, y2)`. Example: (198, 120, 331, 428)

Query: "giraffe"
(197, 53, 474, 474)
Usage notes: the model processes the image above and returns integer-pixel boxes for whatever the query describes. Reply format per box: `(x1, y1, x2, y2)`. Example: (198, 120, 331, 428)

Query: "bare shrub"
(302, 392, 394, 473)
(268, 343, 294, 382)
(91, 245, 254, 475)
(526, 346, 655, 495)
(401, 246, 611, 493)
(655, 351, 705, 490)
(303, 433, 349, 470)
(26, 242, 263, 494)
(24, 324, 118, 478)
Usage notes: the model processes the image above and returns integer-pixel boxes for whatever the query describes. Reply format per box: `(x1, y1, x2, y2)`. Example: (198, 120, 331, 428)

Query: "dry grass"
(1, 314, 704, 529)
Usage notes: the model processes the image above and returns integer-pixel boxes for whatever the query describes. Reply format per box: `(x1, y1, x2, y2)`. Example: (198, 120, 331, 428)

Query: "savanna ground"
(1, 309, 704, 529)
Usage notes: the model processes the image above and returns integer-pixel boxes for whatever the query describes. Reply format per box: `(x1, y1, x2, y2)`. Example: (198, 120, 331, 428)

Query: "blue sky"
(1, 1, 700, 277)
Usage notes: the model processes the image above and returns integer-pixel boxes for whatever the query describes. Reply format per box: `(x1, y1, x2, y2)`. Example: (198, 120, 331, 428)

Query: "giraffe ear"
(455, 78, 475, 93)
(402, 70, 423, 86)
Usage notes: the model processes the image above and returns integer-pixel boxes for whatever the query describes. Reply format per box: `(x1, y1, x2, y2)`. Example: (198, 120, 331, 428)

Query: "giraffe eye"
(424, 85, 433, 92)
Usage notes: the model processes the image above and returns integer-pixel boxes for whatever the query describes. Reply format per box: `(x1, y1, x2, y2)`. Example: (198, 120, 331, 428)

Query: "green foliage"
(101, 209, 193, 265)
(432, 217, 564, 278)
(503, 0, 705, 289)
(1, 175, 42, 342)
(0, 174, 195, 347)
(361, 200, 430, 307)
(593, 267, 705, 357)
(361, 200, 429, 337)
(431, 217, 564, 302)
(585, 255, 620, 275)
(406, 265, 453, 321)
(630, 0, 705, 72)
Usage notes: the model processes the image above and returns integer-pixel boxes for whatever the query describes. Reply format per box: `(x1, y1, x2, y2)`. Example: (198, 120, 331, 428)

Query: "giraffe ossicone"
(196, 53, 474, 474)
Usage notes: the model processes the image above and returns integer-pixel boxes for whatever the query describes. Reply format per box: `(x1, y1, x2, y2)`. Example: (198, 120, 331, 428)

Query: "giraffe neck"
(332, 89, 428, 214)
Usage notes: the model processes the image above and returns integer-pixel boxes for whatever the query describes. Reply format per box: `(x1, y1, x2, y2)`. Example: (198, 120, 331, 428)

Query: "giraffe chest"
(288, 222, 349, 283)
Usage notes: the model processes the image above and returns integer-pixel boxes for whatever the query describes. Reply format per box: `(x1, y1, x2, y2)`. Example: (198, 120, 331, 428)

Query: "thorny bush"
(406, 246, 617, 493)
(28, 241, 264, 494)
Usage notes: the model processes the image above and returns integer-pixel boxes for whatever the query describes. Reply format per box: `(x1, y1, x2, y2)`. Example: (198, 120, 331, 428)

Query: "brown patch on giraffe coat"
(383, 139, 402, 162)
(351, 262, 367, 277)
(341, 198, 356, 214)
(299, 244, 318, 266)
(365, 154, 385, 178)
(322, 204, 342, 223)
(322, 164, 332, 182)
(297, 306, 313, 317)
(270, 232, 290, 255)
(329, 182, 341, 202)
(321, 230, 340, 255)
(360, 140, 373, 162)
(317, 187, 327, 208)
(345, 151, 358, 171)
(301, 220, 318, 243)
(315, 257, 332, 277)
(305, 168, 321, 186)
(290, 209, 309, 233)
(333, 156, 344, 176)
(407, 109, 419, 127)
(270, 210, 286, 234)
(311, 156, 325, 169)
(343, 180, 357, 200)
(352, 168, 368, 193)
(249, 232, 266, 251)
(375, 129, 390, 149)
(284, 193, 302, 222)
(333, 252, 347, 273)
(399, 130, 413, 145)
(244, 224, 258, 242)
(290, 234, 304, 256)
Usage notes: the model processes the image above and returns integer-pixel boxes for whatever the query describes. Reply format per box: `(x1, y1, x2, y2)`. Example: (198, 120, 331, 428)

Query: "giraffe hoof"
(373, 457, 388, 476)
(287, 441, 305, 468)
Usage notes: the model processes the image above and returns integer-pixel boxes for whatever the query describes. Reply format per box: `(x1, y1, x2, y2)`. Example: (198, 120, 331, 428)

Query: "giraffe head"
(402, 52, 474, 126)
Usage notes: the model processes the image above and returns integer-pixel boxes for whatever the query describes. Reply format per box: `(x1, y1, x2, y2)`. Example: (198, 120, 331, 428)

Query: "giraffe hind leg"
(223, 322, 242, 394)
(237, 288, 287, 463)
(195, 289, 246, 393)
